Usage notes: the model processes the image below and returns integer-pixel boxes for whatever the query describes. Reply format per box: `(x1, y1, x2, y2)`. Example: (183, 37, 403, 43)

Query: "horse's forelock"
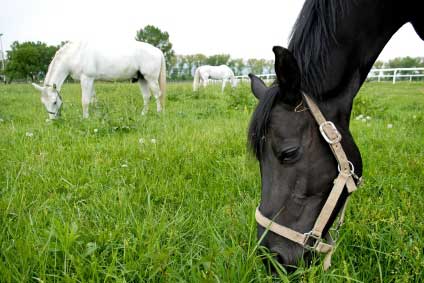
(248, 86, 280, 159)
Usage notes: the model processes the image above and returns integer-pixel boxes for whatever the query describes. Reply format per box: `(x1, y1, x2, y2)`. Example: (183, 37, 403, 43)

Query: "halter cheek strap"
(44, 84, 63, 115)
(255, 92, 362, 271)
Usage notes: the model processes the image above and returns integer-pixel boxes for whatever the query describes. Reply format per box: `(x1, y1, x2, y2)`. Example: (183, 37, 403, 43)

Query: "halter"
(255, 92, 362, 270)
(44, 84, 63, 116)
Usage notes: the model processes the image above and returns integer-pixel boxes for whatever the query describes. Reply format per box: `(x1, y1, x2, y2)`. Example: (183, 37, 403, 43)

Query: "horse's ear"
(273, 46, 301, 105)
(248, 73, 267, 100)
(412, 18, 424, 40)
(32, 83, 45, 93)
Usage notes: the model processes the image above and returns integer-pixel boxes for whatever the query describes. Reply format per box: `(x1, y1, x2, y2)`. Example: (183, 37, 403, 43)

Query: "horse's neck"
(44, 55, 69, 90)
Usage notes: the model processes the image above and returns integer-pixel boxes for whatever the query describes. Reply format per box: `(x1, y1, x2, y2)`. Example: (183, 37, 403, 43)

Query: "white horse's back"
(193, 65, 236, 92)
(64, 41, 164, 81)
(203, 65, 234, 79)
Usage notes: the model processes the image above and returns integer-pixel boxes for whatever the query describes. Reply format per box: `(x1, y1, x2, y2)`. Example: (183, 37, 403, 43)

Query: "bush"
(225, 83, 256, 111)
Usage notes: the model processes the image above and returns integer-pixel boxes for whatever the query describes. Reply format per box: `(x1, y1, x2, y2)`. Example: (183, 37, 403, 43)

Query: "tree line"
(1, 25, 423, 82)
(1, 26, 274, 83)
(373, 57, 424, 69)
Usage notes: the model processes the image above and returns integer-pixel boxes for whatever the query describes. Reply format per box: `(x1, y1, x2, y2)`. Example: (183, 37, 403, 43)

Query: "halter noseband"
(255, 92, 362, 270)
(44, 84, 63, 116)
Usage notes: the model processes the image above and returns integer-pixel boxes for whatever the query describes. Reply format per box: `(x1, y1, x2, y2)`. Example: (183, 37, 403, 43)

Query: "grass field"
(0, 81, 423, 282)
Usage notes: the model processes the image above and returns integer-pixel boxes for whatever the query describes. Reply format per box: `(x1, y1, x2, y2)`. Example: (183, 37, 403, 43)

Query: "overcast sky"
(1, 0, 424, 61)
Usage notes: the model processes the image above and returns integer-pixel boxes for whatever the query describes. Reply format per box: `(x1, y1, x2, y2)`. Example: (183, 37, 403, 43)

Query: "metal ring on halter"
(303, 231, 322, 251)
(337, 161, 355, 177)
(319, 121, 342, 144)
(338, 161, 362, 181)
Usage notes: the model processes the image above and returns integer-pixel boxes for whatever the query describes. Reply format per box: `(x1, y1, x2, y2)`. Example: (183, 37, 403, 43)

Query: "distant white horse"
(32, 40, 166, 119)
(193, 65, 237, 93)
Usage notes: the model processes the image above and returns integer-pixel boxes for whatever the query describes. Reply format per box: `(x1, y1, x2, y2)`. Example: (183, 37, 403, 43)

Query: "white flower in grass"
(25, 132, 34, 137)
(361, 118, 367, 123)
(121, 163, 128, 168)
(150, 138, 157, 144)
(387, 124, 393, 129)
(93, 128, 98, 133)
(355, 114, 364, 121)
(366, 116, 371, 121)
(138, 138, 145, 144)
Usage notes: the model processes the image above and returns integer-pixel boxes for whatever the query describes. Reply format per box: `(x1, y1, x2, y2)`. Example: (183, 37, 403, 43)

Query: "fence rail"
(233, 68, 424, 84)
(235, 74, 276, 84)
(367, 67, 424, 83)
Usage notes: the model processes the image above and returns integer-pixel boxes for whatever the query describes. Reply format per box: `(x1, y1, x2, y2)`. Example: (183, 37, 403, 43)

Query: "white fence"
(210, 68, 424, 85)
(367, 67, 424, 83)
(235, 74, 276, 84)
(205, 74, 276, 85)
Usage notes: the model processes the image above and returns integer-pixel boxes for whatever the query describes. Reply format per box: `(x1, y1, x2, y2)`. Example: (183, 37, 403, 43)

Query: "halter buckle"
(319, 121, 342, 144)
(303, 231, 322, 251)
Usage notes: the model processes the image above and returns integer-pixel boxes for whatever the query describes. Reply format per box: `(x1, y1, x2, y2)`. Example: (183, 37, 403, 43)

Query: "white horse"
(32, 40, 166, 119)
(193, 65, 238, 93)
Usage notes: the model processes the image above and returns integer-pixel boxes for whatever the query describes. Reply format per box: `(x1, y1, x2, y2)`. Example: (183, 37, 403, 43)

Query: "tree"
(386, 56, 424, 68)
(135, 25, 175, 71)
(247, 58, 267, 75)
(263, 60, 274, 74)
(5, 41, 58, 82)
(373, 60, 384, 69)
(205, 54, 231, 66)
(228, 58, 245, 75)
(182, 54, 208, 78)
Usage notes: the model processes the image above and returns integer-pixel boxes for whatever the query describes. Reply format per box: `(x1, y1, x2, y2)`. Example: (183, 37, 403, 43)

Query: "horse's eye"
(279, 146, 300, 163)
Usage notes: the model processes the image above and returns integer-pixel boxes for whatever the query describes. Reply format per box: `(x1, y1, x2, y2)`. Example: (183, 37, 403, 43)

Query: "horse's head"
(248, 46, 362, 269)
(32, 83, 63, 119)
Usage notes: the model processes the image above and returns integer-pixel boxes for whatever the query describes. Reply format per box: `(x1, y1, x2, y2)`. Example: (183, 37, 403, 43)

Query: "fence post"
(392, 70, 397, 84)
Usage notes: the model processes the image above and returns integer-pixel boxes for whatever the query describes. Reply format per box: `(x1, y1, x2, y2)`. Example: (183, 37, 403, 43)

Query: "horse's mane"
(249, 0, 353, 158)
(288, 0, 352, 100)
(44, 42, 72, 84)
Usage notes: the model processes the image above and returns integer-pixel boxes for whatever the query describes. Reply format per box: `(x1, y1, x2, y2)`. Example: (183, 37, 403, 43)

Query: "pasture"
(0, 82, 423, 282)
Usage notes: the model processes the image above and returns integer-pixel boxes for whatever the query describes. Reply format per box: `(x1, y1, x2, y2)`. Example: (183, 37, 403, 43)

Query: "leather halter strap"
(44, 84, 63, 115)
(255, 93, 361, 270)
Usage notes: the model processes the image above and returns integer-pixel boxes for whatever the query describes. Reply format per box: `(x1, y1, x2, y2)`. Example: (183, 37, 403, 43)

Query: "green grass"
(0, 81, 423, 282)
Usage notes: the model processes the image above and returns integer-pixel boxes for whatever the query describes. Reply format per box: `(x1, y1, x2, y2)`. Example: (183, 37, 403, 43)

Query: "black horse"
(248, 0, 424, 269)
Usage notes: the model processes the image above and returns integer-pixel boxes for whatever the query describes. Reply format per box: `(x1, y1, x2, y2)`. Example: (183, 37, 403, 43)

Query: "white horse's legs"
(221, 79, 227, 93)
(138, 80, 151, 115)
(147, 80, 162, 113)
(90, 90, 98, 105)
(80, 75, 95, 118)
(201, 75, 208, 88)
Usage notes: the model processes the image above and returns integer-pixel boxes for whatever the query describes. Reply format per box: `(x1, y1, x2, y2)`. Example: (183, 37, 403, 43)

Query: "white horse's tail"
(193, 67, 201, 91)
(159, 54, 166, 110)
